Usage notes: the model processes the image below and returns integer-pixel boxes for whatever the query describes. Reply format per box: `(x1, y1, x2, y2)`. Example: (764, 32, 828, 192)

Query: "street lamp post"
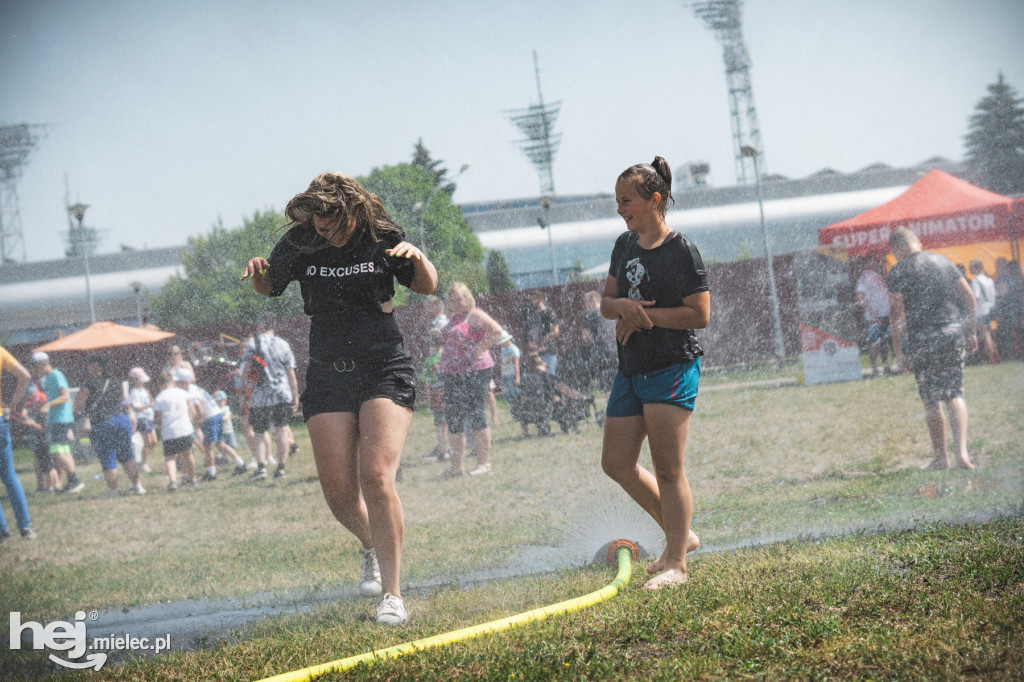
(740, 146, 786, 369)
(414, 164, 469, 252)
(130, 281, 144, 326)
(67, 202, 96, 324)
(537, 195, 558, 285)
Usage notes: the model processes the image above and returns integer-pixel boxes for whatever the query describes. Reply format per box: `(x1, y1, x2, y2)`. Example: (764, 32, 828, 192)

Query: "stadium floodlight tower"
(0, 124, 42, 263)
(693, 0, 766, 186)
(506, 50, 561, 285)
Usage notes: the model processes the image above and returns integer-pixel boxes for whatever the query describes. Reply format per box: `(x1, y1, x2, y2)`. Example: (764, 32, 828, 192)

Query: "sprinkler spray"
(257, 538, 639, 682)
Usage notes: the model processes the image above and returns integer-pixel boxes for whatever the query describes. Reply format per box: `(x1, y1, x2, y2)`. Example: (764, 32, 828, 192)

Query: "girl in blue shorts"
(600, 156, 710, 590)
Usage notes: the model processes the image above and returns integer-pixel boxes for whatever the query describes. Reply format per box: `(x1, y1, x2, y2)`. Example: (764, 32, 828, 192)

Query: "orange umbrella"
(34, 321, 175, 352)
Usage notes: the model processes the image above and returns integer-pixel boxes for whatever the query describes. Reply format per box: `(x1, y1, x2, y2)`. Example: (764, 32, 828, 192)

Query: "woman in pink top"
(438, 282, 502, 478)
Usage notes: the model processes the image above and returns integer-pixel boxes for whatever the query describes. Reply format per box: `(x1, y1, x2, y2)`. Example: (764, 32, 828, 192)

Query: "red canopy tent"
(817, 170, 1018, 270)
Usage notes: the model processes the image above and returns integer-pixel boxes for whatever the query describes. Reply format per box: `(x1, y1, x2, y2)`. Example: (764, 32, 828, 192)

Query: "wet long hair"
(284, 172, 400, 245)
(617, 156, 674, 218)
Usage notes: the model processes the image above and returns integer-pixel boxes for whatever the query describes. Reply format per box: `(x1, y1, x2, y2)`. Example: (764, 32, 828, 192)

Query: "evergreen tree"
(486, 251, 516, 292)
(411, 138, 454, 196)
(964, 73, 1024, 195)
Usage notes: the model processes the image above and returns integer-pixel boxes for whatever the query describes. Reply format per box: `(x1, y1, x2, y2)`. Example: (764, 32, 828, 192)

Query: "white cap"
(498, 329, 513, 344)
(31, 351, 49, 365)
(172, 367, 194, 383)
(129, 367, 150, 383)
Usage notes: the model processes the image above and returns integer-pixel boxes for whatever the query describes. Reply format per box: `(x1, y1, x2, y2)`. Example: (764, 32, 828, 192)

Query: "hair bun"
(651, 156, 672, 185)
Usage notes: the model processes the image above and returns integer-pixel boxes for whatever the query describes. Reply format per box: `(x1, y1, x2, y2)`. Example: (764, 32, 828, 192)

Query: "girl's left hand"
(386, 241, 424, 261)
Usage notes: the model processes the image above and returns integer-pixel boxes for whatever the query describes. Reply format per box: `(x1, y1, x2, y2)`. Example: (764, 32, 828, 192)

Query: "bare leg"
(275, 425, 293, 468)
(124, 459, 142, 486)
(434, 422, 448, 458)
(601, 414, 699, 578)
(141, 431, 157, 471)
(164, 455, 178, 486)
(103, 468, 119, 492)
(946, 397, 973, 469)
(53, 450, 76, 480)
(487, 389, 500, 425)
(202, 442, 215, 468)
(921, 401, 949, 469)
(177, 448, 197, 481)
(472, 428, 491, 467)
(448, 432, 467, 473)
(356, 399, 412, 597)
(307, 412, 371, 544)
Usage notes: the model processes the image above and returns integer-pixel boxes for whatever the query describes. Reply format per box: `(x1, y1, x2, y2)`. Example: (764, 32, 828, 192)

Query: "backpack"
(248, 335, 270, 386)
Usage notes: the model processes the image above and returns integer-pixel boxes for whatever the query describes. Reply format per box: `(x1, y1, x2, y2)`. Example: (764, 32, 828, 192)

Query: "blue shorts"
(136, 417, 156, 433)
(866, 319, 890, 344)
(201, 414, 224, 444)
(605, 359, 701, 418)
(91, 414, 134, 471)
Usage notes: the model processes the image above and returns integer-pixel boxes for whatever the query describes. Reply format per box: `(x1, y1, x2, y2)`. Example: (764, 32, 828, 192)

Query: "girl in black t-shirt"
(244, 172, 437, 625)
(599, 157, 710, 591)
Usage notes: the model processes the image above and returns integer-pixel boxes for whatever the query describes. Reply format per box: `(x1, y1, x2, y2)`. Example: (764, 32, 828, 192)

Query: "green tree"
(411, 138, 455, 196)
(486, 251, 515, 292)
(360, 163, 487, 297)
(964, 73, 1024, 195)
(150, 211, 303, 327)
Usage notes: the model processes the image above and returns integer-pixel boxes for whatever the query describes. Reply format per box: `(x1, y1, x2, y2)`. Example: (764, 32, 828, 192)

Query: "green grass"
(1, 360, 1022, 679)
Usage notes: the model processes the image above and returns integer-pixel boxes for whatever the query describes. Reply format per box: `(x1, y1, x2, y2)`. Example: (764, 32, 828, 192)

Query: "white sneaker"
(376, 593, 407, 625)
(358, 547, 382, 597)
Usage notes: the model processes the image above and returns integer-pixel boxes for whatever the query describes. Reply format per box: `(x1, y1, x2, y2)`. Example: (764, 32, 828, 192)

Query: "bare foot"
(647, 530, 701, 575)
(643, 568, 688, 590)
(688, 529, 700, 553)
(956, 457, 975, 470)
(920, 457, 949, 470)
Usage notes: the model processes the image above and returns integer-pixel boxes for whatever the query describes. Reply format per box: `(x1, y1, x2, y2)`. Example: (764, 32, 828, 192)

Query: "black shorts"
(909, 334, 965, 403)
(442, 369, 492, 434)
(302, 345, 416, 419)
(249, 403, 293, 433)
(162, 434, 194, 456)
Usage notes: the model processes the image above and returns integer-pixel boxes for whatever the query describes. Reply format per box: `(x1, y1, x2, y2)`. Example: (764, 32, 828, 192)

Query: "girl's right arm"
(243, 257, 272, 297)
(601, 275, 655, 345)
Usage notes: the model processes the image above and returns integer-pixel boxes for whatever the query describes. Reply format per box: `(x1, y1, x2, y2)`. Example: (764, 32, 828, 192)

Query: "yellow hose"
(256, 544, 635, 682)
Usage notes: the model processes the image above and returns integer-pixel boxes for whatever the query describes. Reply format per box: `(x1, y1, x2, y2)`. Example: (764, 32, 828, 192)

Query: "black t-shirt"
(521, 305, 558, 353)
(886, 250, 964, 346)
(82, 374, 123, 424)
(608, 230, 709, 376)
(266, 223, 416, 358)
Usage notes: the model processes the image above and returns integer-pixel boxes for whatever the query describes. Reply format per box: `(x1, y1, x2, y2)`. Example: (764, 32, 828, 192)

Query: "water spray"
(255, 539, 640, 682)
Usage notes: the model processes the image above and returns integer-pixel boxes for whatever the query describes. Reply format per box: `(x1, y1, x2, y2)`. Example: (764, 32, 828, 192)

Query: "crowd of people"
(856, 254, 1024, 374)
(2, 158, 1019, 627)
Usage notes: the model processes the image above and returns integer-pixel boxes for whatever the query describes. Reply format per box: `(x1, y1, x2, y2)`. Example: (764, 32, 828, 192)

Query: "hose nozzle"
(606, 538, 639, 564)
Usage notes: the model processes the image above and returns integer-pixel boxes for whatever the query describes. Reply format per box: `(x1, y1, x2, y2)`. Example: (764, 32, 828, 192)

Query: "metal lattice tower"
(693, 0, 765, 185)
(506, 50, 561, 199)
(0, 124, 41, 263)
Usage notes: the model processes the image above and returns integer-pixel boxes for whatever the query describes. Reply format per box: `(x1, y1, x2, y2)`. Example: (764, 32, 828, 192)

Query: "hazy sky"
(2, 0, 1022, 263)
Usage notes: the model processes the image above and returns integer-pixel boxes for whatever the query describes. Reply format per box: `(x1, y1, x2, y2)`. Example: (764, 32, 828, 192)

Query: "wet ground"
(83, 506, 1018, 666)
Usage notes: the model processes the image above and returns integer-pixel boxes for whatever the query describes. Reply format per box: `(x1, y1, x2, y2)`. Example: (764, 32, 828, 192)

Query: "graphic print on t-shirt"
(625, 257, 647, 300)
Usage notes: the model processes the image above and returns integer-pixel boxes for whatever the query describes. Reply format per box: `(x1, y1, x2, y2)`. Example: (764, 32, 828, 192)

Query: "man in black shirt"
(521, 292, 561, 376)
(887, 227, 977, 470)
